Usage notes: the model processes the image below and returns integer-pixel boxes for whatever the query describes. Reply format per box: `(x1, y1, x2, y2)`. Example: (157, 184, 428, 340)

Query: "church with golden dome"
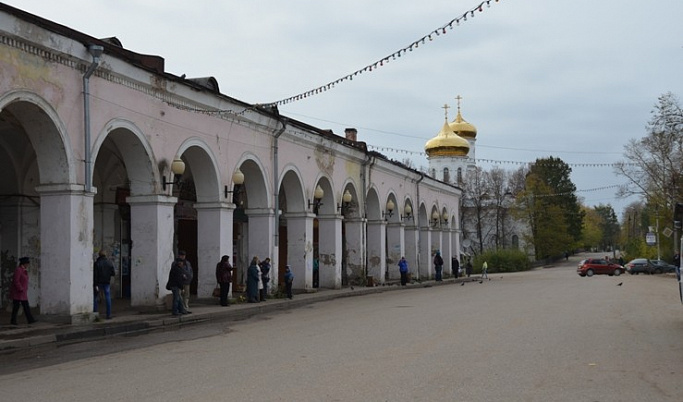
(425, 96, 478, 185)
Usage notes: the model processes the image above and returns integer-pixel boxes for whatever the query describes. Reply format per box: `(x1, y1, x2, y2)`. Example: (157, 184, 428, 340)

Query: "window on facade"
(511, 235, 519, 249)
(457, 168, 463, 184)
(443, 168, 450, 183)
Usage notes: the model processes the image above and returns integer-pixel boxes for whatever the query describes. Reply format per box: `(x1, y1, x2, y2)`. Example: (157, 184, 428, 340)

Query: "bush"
(472, 249, 532, 273)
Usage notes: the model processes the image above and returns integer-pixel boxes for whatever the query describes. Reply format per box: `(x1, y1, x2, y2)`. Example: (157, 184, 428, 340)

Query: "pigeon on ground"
(617, 282, 623, 286)
(460, 282, 465, 286)
(478, 280, 483, 284)
(350, 286, 354, 290)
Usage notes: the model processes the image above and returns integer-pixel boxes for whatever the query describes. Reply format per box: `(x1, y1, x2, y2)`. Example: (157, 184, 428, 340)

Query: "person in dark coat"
(215, 255, 233, 306)
(246, 256, 260, 303)
(398, 256, 409, 286)
(176, 250, 193, 313)
(451, 256, 460, 278)
(168, 258, 189, 316)
(433, 250, 444, 281)
(93, 249, 116, 319)
(10, 257, 36, 325)
(259, 257, 271, 301)
(465, 260, 473, 277)
(284, 265, 294, 299)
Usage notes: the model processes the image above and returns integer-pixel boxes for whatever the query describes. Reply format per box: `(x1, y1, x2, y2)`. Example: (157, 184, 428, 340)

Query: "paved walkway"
(0, 276, 480, 353)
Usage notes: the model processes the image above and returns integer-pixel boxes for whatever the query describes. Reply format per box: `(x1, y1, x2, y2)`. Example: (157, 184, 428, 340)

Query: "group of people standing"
(166, 250, 193, 316)
(396, 251, 480, 286)
(245, 256, 292, 302)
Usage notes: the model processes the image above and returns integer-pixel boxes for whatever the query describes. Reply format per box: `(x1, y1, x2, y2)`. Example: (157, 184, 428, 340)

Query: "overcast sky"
(5, 0, 683, 219)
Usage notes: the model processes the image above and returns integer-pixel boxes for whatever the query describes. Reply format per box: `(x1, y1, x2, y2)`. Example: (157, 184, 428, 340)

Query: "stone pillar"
(318, 214, 342, 289)
(419, 226, 432, 280)
(127, 195, 176, 309)
(404, 223, 419, 280)
(366, 219, 386, 284)
(195, 202, 234, 297)
(37, 185, 94, 321)
(284, 212, 314, 291)
(386, 222, 405, 280)
(247, 208, 275, 266)
(443, 229, 453, 276)
(344, 217, 366, 285)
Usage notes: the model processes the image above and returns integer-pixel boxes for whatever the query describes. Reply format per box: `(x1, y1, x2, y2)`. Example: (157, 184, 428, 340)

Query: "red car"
(577, 258, 624, 277)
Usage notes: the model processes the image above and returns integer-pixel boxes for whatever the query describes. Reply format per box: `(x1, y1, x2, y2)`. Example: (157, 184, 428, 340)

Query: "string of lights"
(533, 184, 622, 198)
(367, 144, 635, 168)
(259, 0, 502, 107)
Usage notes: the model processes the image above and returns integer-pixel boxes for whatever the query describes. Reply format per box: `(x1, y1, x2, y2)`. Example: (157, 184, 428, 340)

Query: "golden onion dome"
(425, 119, 470, 157)
(449, 110, 477, 139)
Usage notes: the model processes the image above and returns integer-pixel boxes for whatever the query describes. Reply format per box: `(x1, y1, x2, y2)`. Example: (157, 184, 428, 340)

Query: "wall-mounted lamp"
(224, 168, 245, 198)
(337, 190, 353, 212)
(442, 211, 449, 224)
(431, 210, 440, 226)
(162, 158, 185, 191)
(308, 185, 324, 212)
(402, 204, 413, 220)
(385, 199, 395, 218)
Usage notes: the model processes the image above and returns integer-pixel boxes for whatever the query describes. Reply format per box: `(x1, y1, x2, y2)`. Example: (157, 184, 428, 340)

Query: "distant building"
(424, 98, 532, 259)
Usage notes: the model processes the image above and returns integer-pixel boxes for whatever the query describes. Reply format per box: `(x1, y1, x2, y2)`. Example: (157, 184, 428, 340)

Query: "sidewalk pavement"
(0, 276, 477, 354)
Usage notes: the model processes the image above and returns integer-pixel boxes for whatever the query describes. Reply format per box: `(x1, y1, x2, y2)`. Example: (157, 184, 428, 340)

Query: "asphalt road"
(1, 253, 682, 401)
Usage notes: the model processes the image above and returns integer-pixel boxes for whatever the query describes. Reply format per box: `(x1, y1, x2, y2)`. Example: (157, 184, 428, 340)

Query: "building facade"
(0, 4, 462, 323)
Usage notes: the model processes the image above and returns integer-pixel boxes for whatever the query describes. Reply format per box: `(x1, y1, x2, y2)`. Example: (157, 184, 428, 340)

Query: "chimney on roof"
(345, 128, 357, 142)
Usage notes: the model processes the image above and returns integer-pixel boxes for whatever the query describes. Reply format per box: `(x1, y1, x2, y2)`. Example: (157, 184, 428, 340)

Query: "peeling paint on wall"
(314, 145, 335, 176)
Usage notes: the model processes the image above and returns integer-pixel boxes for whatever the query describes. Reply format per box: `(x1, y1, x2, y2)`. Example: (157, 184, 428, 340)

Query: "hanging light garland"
(367, 144, 636, 168)
(259, 0, 503, 108)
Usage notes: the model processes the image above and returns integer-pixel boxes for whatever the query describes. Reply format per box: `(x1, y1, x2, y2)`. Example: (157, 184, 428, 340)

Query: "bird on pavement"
(460, 282, 465, 286)
(617, 282, 623, 286)
(478, 280, 483, 284)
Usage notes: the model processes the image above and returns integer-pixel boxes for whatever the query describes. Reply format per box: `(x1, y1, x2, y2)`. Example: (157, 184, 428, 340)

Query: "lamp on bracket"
(431, 210, 440, 226)
(383, 199, 395, 219)
(224, 168, 245, 198)
(162, 158, 185, 192)
(337, 189, 353, 212)
(308, 185, 324, 212)
(442, 211, 449, 224)
(402, 204, 413, 220)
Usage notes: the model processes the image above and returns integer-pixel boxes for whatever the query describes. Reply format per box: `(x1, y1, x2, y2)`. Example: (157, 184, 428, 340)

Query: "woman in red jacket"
(10, 257, 36, 325)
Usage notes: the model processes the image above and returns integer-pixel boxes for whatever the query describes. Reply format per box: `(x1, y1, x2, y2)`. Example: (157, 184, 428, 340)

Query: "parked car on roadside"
(577, 258, 625, 277)
(650, 259, 677, 274)
(625, 258, 655, 275)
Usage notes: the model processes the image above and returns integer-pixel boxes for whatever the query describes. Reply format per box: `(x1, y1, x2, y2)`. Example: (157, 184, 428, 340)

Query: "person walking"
(398, 256, 409, 286)
(167, 258, 190, 316)
(177, 250, 193, 313)
(215, 255, 233, 306)
(259, 257, 271, 301)
(452, 256, 460, 278)
(465, 260, 473, 278)
(482, 260, 489, 280)
(93, 249, 116, 319)
(10, 257, 36, 326)
(433, 250, 444, 282)
(284, 265, 294, 299)
(246, 256, 260, 303)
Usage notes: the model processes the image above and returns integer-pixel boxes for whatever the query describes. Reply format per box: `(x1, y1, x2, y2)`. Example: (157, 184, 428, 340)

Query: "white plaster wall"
(285, 213, 313, 290)
(38, 189, 93, 316)
(195, 203, 234, 297)
(317, 215, 342, 289)
(386, 223, 404, 280)
(128, 196, 175, 308)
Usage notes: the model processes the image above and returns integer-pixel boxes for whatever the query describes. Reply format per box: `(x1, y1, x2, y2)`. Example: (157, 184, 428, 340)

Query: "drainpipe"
(272, 117, 287, 267)
(415, 173, 425, 279)
(83, 44, 104, 193)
